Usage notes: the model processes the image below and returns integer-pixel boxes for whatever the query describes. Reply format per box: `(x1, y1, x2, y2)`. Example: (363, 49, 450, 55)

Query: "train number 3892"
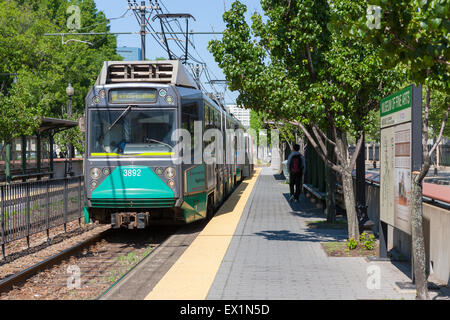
(122, 169, 142, 177)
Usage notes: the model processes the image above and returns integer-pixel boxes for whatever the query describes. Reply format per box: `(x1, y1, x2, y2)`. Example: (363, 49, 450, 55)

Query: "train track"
(0, 178, 243, 300)
(0, 225, 179, 300)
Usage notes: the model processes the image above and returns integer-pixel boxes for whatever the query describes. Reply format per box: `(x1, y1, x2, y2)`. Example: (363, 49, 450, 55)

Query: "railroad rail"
(0, 226, 178, 300)
(0, 229, 110, 294)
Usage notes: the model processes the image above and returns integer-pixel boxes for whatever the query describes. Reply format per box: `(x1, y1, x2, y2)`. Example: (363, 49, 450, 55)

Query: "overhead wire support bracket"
(152, 13, 196, 64)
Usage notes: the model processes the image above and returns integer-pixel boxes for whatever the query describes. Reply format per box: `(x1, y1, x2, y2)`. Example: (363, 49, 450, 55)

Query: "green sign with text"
(380, 86, 412, 118)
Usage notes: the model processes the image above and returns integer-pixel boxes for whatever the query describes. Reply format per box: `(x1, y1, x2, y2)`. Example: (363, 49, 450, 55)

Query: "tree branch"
(311, 122, 328, 157)
(349, 133, 364, 170)
(284, 0, 292, 18)
(436, 57, 450, 66)
(305, 44, 317, 81)
(297, 122, 342, 173)
(428, 103, 450, 158)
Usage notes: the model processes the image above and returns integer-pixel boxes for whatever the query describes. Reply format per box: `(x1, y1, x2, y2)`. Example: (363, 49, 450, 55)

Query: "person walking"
(287, 144, 304, 202)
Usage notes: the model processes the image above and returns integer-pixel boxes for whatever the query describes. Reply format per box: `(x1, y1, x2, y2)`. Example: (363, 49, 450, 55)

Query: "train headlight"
(165, 95, 174, 104)
(98, 89, 106, 99)
(155, 167, 163, 175)
(91, 180, 98, 188)
(159, 89, 167, 98)
(92, 96, 100, 104)
(102, 168, 110, 176)
(90, 167, 101, 179)
(168, 179, 175, 188)
(164, 167, 176, 179)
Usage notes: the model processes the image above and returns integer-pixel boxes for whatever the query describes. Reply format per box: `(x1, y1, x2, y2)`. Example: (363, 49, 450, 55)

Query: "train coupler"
(111, 212, 149, 229)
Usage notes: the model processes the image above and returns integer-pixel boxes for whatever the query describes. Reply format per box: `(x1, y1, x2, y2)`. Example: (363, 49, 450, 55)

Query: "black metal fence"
(438, 144, 450, 166)
(348, 144, 380, 161)
(1, 176, 84, 258)
(349, 143, 450, 164)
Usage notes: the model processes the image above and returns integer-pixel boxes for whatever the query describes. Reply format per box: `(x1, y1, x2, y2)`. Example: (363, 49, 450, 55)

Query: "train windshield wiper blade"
(108, 105, 132, 132)
(147, 138, 173, 150)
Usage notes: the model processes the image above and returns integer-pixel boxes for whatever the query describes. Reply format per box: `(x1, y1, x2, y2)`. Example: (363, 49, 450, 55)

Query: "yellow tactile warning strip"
(145, 168, 261, 300)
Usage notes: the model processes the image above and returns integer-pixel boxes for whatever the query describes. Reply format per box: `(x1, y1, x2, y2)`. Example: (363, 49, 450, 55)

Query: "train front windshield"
(90, 109, 176, 156)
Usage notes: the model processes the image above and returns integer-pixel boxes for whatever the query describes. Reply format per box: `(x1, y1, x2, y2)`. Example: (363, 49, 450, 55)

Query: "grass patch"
(306, 219, 347, 230)
(321, 241, 379, 258)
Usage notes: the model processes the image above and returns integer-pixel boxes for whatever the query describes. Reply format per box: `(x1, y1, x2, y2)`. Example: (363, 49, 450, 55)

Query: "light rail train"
(83, 60, 253, 228)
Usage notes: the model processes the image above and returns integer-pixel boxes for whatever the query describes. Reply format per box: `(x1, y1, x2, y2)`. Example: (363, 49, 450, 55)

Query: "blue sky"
(94, 0, 264, 105)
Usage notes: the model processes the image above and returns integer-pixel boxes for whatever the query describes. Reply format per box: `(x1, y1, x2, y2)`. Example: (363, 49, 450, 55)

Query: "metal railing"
(1, 176, 84, 259)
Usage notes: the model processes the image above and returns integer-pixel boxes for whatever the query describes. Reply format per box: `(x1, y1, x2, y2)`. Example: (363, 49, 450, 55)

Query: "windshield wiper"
(147, 138, 173, 150)
(108, 105, 133, 132)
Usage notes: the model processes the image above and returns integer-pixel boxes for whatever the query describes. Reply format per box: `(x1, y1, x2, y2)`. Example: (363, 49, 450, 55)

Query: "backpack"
(290, 154, 303, 174)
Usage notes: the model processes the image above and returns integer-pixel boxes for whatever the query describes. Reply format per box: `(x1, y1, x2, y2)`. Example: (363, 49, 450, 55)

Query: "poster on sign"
(380, 85, 422, 235)
(394, 123, 411, 233)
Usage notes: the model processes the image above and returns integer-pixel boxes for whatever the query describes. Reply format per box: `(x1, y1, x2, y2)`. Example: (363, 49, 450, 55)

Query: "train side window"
(203, 102, 208, 130)
(182, 101, 200, 154)
(204, 102, 214, 130)
(214, 108, 220, 129)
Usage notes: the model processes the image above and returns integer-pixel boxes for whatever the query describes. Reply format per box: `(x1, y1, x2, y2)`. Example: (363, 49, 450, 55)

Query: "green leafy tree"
(209, 0, 400, 240)
(359, 0, 449, 300)
(0, 0, 121, 156)
(0, 2, 52, 146)
(249, 110, 265, 146)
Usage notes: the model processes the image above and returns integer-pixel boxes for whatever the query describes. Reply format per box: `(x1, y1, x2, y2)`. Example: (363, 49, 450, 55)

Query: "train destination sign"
(379, 85, 422, 235)
(110, 89, 157, 104)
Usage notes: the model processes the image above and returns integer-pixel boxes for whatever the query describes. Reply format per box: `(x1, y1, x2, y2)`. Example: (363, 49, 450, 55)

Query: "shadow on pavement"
(214, 181, 248, 219)
(282, 193, 325, 217)
(432, 285, 450, 300)
(254, 227, 347, 243)
(390, 260, 414, 279)
(273, 173, 285, 181)
(252, 192, 348, 242)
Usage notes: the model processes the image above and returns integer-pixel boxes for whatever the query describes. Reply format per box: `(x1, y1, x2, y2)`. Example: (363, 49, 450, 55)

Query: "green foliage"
(0, 0, 121, 150)
(208, 0, 405, 241)
(357, 0, 449, 94)
(347, 237, 358, 250)
(209, 0, 401, 138)
(360, 232, 375, 250)
(428, 89, 450, 139)
(249, 110, 265, 145)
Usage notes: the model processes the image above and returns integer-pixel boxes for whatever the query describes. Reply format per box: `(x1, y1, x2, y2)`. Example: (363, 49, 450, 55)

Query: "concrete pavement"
(207, 167, 423, 300)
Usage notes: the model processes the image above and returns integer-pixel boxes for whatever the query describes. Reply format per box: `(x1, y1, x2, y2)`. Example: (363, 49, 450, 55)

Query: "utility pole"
(66, 83, 74, 177)
(140, 1, 146, 60)
(128, 0, 160, 61)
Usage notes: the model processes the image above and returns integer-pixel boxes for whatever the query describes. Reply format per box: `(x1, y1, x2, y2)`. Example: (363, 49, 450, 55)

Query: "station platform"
(103, 167, 432, 300)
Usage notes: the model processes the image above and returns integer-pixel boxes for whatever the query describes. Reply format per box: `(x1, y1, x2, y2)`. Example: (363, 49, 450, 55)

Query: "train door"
(213, 107, 223, 205)
(221, 110, 228, 197)
(204, 101, 216, 195)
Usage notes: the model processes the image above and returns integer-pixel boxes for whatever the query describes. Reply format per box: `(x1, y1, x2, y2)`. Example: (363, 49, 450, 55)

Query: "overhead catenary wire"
(142, 0, 234, 105)
(128, 3, 180, 60)
(76, 8, 132, 32)
(154, 4, 197, 63)
(155, 0, 220, 96)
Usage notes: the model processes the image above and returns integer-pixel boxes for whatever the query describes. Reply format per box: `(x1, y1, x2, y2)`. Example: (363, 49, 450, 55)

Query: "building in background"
(226, 104, 250, 128)
(116, 47, 142, 61)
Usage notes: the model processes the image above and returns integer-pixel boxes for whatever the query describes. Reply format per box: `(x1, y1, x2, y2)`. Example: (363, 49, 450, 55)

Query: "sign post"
(379, 85, 422, 258)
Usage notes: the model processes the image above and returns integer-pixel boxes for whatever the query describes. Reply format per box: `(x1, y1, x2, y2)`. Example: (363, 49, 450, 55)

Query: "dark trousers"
(289, 172, 302, 200)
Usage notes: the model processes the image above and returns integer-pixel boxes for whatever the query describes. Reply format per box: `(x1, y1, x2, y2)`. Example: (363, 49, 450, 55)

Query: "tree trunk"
(411, 172, 430, 300)
(296, 121, 362, 237)
(277, 142, 285, 174)
(326, 165, 336, 223)
(326, 129, 336, 223)
(342, 170, 359, 240)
